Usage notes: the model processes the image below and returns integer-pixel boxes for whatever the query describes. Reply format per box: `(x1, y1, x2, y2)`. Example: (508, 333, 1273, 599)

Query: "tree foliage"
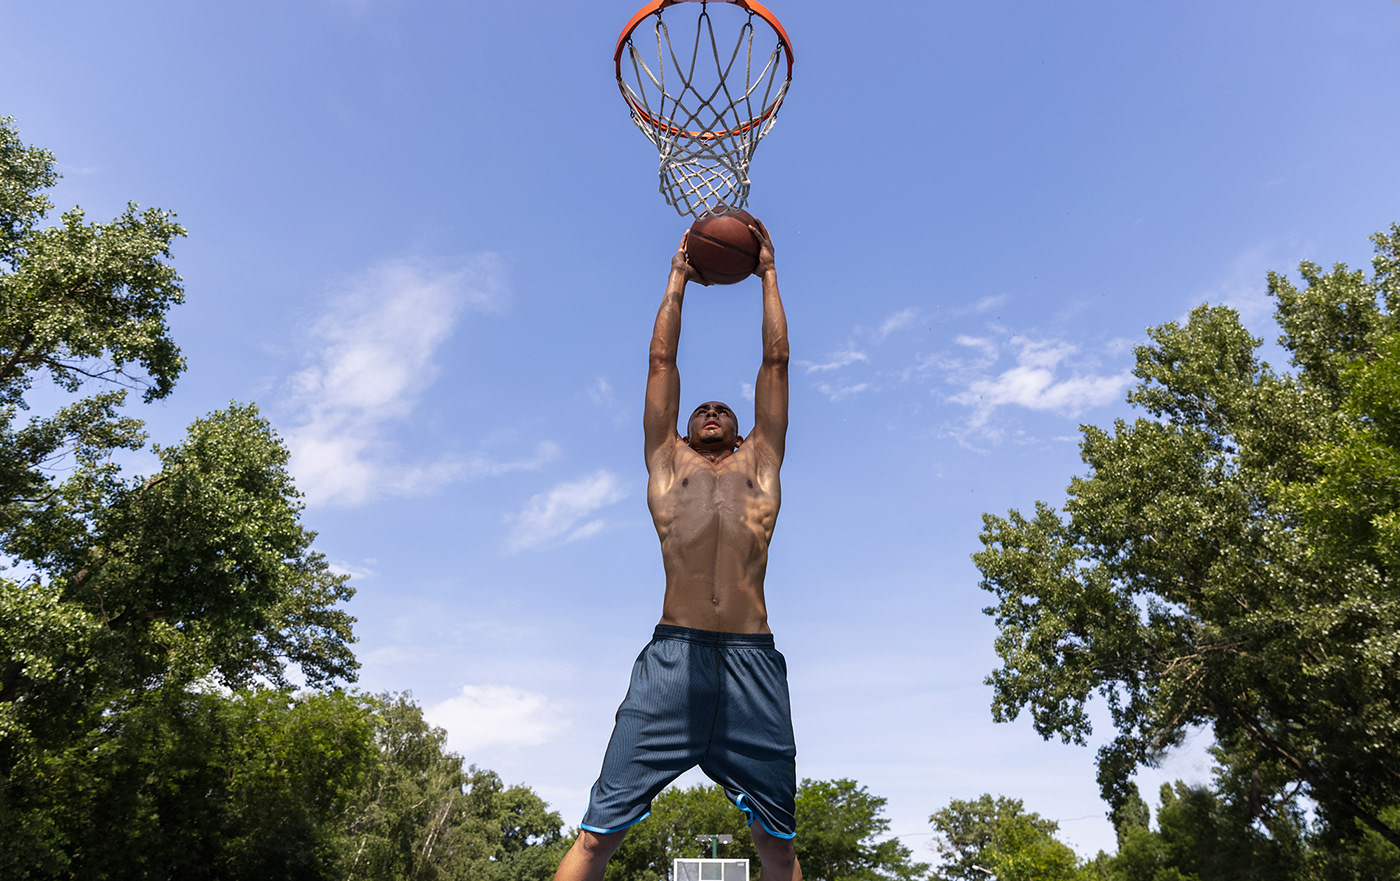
(344, 693, 567, 881)
(974, 225, 1400, 854)
(0, 123, 356, 701)
(0, 686, 569, 881)
(1, 687, 376, 880)
(796, 778, 927, 881)
(0, 115, 364, 875)
(1109, 782, 1306, 881)
(930, 794, 1086, 881)
(0, 118, 184, 407)
(1101, 779, 1400, 880)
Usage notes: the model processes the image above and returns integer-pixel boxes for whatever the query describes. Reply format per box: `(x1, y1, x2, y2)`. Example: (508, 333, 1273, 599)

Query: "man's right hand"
(672, 231, 710, 286)
(749, 218, 775, 278)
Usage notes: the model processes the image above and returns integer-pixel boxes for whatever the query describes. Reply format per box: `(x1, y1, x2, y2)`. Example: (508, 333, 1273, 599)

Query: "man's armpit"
(645, 437, 684, 477)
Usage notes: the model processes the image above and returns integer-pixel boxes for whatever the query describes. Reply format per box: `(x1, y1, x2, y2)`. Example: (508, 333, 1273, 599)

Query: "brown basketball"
(685, 206, 760, 285)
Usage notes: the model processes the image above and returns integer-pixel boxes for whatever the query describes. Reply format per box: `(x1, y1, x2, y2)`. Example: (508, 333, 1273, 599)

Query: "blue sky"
(4, 0, 1399, 859)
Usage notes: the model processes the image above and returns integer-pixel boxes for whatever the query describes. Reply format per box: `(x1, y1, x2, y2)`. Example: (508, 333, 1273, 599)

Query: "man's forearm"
(759, 268, 788, 364)
(651, 270, 688, 364)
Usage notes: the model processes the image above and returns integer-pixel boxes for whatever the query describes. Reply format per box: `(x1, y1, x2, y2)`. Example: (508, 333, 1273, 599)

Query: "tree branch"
(1225, 702, 1400, 850)
(0, 659, 31, 703)
(0, 331, 37, 384)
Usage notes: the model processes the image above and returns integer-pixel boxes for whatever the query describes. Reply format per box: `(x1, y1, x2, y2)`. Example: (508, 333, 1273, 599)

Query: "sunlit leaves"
(930, 795, 1085, 881)
(974, 225, 1400, 850)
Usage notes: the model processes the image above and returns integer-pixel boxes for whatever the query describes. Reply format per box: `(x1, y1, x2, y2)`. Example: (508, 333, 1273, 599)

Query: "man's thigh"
(702, 643, 797, 838)
(582, 637, 717, 832)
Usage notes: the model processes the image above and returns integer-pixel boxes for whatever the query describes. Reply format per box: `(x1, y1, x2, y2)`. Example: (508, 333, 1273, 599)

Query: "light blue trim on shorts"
(580, 810, 652, 835)
(736, 793, 796, 840)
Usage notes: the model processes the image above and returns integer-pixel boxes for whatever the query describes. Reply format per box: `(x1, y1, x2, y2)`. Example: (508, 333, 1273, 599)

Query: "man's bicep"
(644, 359, 682, 460)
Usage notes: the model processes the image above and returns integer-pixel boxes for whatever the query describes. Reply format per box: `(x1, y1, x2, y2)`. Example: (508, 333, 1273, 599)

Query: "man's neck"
(691, 445, 735, 464)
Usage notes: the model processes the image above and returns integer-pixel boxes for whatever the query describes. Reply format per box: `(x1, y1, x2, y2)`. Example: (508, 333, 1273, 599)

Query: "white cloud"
(424, 685, 570, 753)
(947, 294, 1008, 317)
(1194, 243, 1278, 326)
(282, 255, 532, 506)
(506, 470, 629, 552)
(870, 307, 920, 342)
(802, 350, 869, 374)
(586, 377, 629, 426)
(458, 442, 563, 478)
(587, 378, 616, 407)
(949, 336, 1131, 428)
(954, 334, 1000, 363)
(328, 558, 377, 580)
(817, 382, 872, 401)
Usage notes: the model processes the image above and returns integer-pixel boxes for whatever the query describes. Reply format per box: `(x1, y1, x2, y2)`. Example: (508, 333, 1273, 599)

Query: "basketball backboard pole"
(694, 834, 734, 858)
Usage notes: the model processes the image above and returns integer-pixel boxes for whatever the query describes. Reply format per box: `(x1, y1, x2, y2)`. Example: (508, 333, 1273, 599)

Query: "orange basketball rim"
(614, 0, 795, 141)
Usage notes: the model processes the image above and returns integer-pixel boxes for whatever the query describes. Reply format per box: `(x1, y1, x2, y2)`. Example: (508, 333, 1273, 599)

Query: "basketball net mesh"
(619, 6, 789, 217)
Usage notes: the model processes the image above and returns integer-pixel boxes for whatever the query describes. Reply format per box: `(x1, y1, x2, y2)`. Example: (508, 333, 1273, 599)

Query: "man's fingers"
(749, 222, 773, 251)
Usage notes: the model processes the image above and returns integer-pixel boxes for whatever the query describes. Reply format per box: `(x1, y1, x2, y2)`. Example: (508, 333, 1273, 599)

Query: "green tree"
(3, 683, 569, 881)
(0, 115, 355, 721)
(1305, 805, 1400, 881)
(344, 693, 566, 881)
(0, 402, 360, 872)
(930, 794, 1084, 881)
(490, 776, 572, 881)
(973, 225, 1400, 855)
(795, 778, 927, 881)
(1107, 784, 1150, 850)
(8, 687, 376, 881)
(1109, 782, 1305, 881)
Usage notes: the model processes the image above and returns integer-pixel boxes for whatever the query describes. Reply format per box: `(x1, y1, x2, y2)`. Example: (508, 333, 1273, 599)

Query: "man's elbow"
(650, 339, 677, 368)
(763, 339, 790, 366)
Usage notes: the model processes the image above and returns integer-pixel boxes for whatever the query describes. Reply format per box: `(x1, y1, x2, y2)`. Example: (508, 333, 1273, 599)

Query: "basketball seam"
(688, 231, 759, 258)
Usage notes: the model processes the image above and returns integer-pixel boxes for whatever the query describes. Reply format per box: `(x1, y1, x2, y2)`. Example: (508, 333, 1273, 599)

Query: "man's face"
(687, 401, 739, 450)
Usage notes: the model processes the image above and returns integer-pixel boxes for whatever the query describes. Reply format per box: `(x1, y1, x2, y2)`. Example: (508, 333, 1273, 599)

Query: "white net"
(618, 2, 791, 217)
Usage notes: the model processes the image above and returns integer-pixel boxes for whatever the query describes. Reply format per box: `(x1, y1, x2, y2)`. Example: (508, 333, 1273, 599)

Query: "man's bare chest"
(671, 463, 758, 504)
(652, 453, 777, 535)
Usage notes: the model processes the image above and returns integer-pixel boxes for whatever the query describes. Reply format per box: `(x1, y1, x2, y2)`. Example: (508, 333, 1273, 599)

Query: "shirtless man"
(552, 218, 799, 881)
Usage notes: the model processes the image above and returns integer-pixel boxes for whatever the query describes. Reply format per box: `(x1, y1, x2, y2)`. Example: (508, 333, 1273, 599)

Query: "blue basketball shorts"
(581, 625, 798, 839)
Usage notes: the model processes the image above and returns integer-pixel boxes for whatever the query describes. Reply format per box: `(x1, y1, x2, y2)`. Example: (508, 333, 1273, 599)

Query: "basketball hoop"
(615, 0, 794, 218)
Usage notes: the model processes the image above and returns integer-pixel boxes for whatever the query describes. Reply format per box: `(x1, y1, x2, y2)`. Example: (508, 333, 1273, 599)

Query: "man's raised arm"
(748, 219, 789, 463)
(644, 235, 705, 471)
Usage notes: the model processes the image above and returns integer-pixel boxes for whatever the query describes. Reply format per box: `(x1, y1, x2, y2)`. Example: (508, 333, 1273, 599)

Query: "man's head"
(685, 401, 742, 453)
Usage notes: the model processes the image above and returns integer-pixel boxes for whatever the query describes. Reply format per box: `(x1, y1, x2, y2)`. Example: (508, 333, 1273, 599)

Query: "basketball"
(686, 206, 760, 285)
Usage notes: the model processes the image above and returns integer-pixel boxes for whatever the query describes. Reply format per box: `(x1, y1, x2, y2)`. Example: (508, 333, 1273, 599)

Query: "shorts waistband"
(652, 624, 775, 648)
